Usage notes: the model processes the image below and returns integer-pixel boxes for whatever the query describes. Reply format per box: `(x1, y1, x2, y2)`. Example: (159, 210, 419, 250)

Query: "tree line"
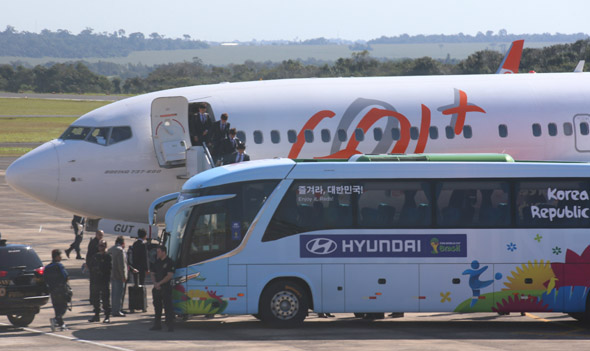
(1, 39, 590, 95)
(0, 26, 209, 58)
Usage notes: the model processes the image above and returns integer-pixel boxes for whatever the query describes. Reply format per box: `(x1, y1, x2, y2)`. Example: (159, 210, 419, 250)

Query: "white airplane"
(19, 41, 590, 236)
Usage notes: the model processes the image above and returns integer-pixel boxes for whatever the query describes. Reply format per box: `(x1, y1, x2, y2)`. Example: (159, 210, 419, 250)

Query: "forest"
(1, 39, 589, 95)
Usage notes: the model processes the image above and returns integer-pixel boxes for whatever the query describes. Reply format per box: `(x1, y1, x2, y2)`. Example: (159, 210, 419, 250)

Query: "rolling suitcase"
(128, 284, 147, 312)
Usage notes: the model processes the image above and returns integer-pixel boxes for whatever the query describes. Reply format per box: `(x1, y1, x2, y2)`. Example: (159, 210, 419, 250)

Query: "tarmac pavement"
(1, 156, 590, 350)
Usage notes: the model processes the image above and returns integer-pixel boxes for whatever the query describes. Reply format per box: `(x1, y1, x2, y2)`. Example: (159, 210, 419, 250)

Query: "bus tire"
(354, 313, 366, 318)
(569, 292, 590, 323)
(259, 280, 308, 327)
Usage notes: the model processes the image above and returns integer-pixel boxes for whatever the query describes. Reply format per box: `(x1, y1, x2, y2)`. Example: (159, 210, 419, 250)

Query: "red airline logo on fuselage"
(288, 89, 486, 159)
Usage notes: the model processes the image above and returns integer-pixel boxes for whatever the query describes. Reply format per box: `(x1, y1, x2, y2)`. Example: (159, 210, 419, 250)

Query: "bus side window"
(515, 180, 590, 228)
(262, 181, 354, 241)
(436, 181, 510, 228)
(357, 181, 431, 228)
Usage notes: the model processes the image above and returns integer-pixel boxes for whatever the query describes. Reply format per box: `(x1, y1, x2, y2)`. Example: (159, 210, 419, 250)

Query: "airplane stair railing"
(181, 144, 215, 179)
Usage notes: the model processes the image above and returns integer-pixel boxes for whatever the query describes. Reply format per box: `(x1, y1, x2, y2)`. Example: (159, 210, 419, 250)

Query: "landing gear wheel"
(259, 280, 308, 327)
(8, 312, 35, 327)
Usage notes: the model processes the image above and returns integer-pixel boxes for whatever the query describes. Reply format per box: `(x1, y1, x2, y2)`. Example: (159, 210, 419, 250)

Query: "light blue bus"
(151, 154, 590, 326)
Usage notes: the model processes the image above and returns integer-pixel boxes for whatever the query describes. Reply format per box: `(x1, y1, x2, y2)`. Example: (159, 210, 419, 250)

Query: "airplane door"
(151, 96, 191, 167)
(574, 114, 590, 152)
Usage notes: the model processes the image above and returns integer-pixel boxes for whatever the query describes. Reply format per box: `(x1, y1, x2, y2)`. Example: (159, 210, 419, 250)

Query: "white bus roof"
(182, 156, 590, 191)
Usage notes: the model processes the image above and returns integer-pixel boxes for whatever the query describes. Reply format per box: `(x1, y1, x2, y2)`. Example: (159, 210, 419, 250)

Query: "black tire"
(259, 280, 308, 327)
(252, 314, 262, 320)
(354, 313, 366, 318)
(569, 293, 590, 323)
(7, 312, 36, 327)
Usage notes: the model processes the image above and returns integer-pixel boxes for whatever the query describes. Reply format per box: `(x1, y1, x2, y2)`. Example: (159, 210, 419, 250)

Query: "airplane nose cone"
(6, 141, 59, 205)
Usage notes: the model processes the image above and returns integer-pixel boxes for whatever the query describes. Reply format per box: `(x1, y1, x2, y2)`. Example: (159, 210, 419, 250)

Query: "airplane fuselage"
(7, 73, 590, 223)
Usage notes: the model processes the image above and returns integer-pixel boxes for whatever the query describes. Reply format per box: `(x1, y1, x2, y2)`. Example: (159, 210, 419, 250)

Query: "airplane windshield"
(59, 126, 132, 145)
(60, 126, 91, 140)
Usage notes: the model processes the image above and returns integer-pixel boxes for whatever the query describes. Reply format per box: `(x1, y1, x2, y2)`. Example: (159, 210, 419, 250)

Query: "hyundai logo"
(306, 238, 338, 255)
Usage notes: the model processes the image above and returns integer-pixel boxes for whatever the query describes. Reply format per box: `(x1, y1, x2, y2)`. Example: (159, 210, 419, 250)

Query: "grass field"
(0, 97, 112, 156)
(0, 42, 558, 67)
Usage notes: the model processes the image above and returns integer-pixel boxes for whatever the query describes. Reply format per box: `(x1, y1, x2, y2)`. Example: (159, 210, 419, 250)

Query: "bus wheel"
(569, 293, 590, 323)
(354, 313, 366, 318)
(260, 280, 308, 327)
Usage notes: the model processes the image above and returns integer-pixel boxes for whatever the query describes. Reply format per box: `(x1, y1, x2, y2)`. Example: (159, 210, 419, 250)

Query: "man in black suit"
(218, 128, 241, 164)
(224, 143, 250, 165)
(188, 103, 212, 146)
(210, 113, 230, 163)
(130, 229, 149, 287)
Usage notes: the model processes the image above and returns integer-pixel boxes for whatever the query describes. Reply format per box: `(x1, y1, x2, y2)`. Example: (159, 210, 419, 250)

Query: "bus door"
(574, 114, 590, 152)
(419, 264, 467, 312)
(322, 264, 345, 312)
(151, 96, 191, 167)
(344, 264, 419, 312)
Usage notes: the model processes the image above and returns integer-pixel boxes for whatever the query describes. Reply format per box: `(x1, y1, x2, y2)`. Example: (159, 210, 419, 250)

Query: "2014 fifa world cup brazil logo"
(430, 237, 440, 254)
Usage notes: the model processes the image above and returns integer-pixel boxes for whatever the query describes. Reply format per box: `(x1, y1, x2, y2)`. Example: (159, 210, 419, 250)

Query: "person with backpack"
(44, 249, 71, 331)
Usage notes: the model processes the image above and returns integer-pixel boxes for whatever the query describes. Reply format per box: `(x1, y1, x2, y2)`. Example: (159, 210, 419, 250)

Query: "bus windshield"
(169, 180, 279, 266)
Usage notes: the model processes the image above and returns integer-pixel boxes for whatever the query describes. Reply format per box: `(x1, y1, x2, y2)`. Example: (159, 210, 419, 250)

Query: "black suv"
(0, 239, 49, 327)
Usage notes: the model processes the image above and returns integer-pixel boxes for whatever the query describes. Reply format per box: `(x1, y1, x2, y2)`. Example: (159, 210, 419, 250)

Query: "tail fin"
(574, 60, 585, 73)
(496, 40, 524, 74)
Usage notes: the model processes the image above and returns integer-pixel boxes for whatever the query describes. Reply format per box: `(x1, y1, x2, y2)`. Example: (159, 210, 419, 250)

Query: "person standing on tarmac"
(44, 249, 70, 331)
(108, 236, 128, 317)
(65, 215, 84, 259)
(86, 230, 104, 306)
(130, 229, 149, 287)
(150, 245, 175, 332)
(88, 240, 112, 323)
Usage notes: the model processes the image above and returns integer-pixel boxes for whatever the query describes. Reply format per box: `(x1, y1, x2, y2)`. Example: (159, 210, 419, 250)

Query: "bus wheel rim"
(270, 291, 299, 320)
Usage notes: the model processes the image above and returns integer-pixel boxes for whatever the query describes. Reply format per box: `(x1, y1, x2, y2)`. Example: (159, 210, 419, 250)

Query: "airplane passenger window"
(271, 130, 280, 144)
(59, 126, 91, 140)
(548, 123, 557, 136)
(287, 130, 297, 143)
(391, 128, 400, 141)
(337, 129, 347, 142)
(445, 126, 455, 139)
(355, 129, 364, 142)
(86, 127, 110, 145)
(304, 129, 314, 143)
(410, 127, 419, 140)
(580, 122, 590, 136)
(499, 124, 508, 138)
(463, 125, 472, 139)
(373, 128, 382, 141)
(563, 122, 573, 136)
(532, 123, 542, 137)
(321, 129, 331, 143)
(253, 131, 263, 144)
(237, 131, 246, 143)
(429, 126, 438, 140)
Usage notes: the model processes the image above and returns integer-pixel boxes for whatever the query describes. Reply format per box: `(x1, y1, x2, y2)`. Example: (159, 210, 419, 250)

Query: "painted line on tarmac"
(0, 322, 134, 351)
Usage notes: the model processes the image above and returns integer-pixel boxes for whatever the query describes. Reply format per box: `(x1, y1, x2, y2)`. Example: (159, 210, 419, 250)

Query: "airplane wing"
(496, 40, 524, 74)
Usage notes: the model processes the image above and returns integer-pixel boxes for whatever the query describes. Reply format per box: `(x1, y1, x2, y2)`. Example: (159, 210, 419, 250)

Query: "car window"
(0, 247, 43, 269)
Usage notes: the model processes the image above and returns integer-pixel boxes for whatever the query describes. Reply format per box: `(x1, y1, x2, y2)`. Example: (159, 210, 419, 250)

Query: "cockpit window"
(60, 126, 91, 140)
(60, 126, 132, 145)
(86, 127, 110, 145)
(109, 127, 132, 144)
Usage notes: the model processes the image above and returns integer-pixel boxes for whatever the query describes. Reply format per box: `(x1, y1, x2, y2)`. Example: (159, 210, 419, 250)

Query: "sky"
(1, 0, 589, 42)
